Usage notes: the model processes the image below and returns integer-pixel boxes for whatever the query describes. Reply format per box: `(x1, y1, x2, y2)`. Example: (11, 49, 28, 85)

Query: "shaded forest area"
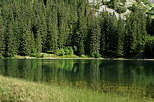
(0, 0, 154, 58)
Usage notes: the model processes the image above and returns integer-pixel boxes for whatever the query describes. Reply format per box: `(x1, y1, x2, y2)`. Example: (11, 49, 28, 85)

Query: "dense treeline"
(0, 0, 153, 58)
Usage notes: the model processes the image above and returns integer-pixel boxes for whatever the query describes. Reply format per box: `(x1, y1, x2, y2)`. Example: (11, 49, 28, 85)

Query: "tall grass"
(0, 76, 153, 102)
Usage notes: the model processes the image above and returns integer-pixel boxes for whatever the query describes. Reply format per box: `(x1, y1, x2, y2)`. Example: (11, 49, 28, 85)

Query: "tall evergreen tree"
(57, 2, 69, 48)
(136, 11, 147, 53)
(89, 18, 101, 57)
(18, 21, 33, 56)
(75, 2, 87, 55)
(124, 13, 137, 55)
(45, 3, 58, 53)
(4, 23, 17, 57)
(115, 18, 125, 57)
(0, 15, 5, 55)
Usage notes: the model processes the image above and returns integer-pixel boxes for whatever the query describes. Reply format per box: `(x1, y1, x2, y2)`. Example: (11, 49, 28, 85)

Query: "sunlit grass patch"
(0, 76, 153, 102)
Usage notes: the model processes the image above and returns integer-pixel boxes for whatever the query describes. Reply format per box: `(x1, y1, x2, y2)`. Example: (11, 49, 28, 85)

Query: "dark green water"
(0, 59, 154, 98)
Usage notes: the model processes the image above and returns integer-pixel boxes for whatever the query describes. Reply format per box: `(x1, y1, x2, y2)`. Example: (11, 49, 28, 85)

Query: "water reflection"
(0, 59, 154, 97)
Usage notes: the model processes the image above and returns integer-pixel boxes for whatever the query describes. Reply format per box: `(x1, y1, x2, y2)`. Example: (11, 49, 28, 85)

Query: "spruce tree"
(89, 18, 101, 57)
(136, 11, 147, 53)
(124, 13, 137, 55)
(35, 31, 42, 53)
(18, 21, 32, 56)
(45, 3, 58, 53)
(0, 15, 5, 55)
(4, 23, 17, 57)
(75, 2, 87, 55)
(57, 1, 69, 48)
(115, 18, 125, 57)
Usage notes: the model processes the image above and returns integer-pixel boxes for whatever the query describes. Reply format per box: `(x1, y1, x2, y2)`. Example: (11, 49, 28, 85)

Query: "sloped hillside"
(89, 0, 154, 18)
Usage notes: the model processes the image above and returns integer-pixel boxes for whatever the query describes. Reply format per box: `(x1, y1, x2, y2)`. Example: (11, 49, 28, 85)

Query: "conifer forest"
(0, 0, 154, 58)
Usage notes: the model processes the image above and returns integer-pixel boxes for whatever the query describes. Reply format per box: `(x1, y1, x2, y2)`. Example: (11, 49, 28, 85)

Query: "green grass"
(12, 53, 96, 59)
(0, 76, 154, 102)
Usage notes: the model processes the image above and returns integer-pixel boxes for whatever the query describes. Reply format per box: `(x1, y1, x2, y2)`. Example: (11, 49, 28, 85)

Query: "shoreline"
(1, 75, 153, 102)
(2, 56, 154, 60)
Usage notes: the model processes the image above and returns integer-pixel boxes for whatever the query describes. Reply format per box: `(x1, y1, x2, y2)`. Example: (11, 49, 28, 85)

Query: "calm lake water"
(0, 59, 154, 98)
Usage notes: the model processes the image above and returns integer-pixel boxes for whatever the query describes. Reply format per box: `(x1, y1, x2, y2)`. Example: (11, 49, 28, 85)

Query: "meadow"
(0, 75, 153, 102)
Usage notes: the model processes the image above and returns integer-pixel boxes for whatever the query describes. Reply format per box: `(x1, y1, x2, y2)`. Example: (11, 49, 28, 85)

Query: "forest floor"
(0, 75, 153, 102)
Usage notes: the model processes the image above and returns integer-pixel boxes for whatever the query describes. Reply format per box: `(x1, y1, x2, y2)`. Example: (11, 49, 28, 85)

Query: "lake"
(0, 59, 154, 98)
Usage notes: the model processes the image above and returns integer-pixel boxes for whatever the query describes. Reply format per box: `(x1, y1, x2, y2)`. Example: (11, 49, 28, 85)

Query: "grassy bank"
(0, 76, 153, 102)
(2, 53, 153, 60)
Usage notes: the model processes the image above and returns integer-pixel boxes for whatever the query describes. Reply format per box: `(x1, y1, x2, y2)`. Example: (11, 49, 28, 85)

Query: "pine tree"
(45, 3, 58, 53)
(89, 18, 101, 57)
(35, 31, 42, 53)
(100, 13, 106, 55)
(39, 7, 47, 52)
(0, 15, 5, 55)
(57, 2, 69, 48)
(115, 18, 125, 57)
(136, 11, 147, 53)
(102, 13, 118, 55)
(4, 23, 17, 57)
(18, 21, 32, 56)
(75, 2, 87, 55)
(75, 17, 86, 55)
(124, 13, 137, 55)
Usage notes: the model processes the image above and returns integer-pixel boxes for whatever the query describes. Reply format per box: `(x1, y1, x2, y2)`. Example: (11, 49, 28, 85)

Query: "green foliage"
(128, 4, 139, 12)
(30, 53, 43, 58)
(0, 0, 152, 58)
(141, 0, 152, 6)
(147, 7, 154, 15)
(0, 53, 3, 58)
(91, 52, 101, 58)
(89, 17, 101, 57)
(55, 47, 74, 56)
(108, 0, 118, 9)
(55, 48, 65, 56)
(116, 6, 127, 13)
(124, 11, 147, 56)
(0, 15, 5, 56)
(4, 23, 17, 57)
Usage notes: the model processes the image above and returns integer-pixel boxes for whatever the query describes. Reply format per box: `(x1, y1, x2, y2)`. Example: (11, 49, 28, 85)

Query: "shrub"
(128, 4, 138, 12)
(91, 52, 101, 58)
(147, 7, 154, 15)
(55, 47, 74, 56)
(55, 48, 65, 56)
(64, 47, 70, 55)
(117, 6, 127, 13)
(31, 48, 37, 53)
(95, 52, 101, 58)
(108, 4, 114, 9)
(68, 47, 74, 55)
(0, 53, 3, 58)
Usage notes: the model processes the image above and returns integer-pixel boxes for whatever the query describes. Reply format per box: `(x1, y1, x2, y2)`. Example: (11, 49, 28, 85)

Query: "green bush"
(108, 4, 114, 9)
(147, 7, 154, 15)
(128, 4, 139, 12)
(64, 47, 70, 55)
(91, 52, 101, 58)
(141, 0, 152, 6)
(55, 47, 74, 56)
(117, 6, 127, 13)
(55, 48, 65, 56)
(0, 53, 3, 58)
(68, 47, 74, 55)
(31, 48, 37, 53)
